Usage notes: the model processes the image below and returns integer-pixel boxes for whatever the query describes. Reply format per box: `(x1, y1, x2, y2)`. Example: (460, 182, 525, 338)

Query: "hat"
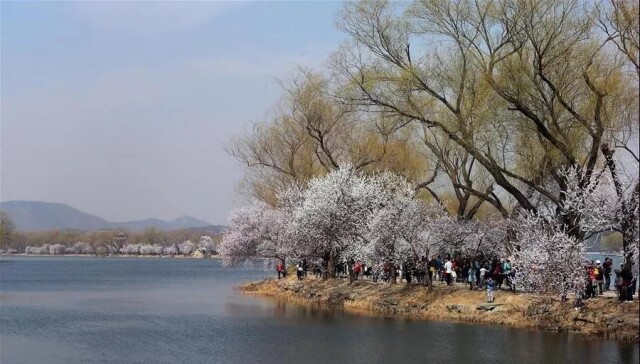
(596, 260, 601, 264)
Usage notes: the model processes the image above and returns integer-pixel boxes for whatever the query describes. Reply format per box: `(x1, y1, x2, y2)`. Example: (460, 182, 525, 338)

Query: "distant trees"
(0, 211, 16, 249)
(198, 236, 217, 255)
(0, 225, 221, 257)
(601, 232, 623, 251)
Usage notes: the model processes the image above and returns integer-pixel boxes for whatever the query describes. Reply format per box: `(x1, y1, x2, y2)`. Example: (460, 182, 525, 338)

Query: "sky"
(1, 1, 345, 225)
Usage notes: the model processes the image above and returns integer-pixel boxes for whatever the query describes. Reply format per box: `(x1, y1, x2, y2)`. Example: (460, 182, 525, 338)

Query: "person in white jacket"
(444, 259, 453, 286)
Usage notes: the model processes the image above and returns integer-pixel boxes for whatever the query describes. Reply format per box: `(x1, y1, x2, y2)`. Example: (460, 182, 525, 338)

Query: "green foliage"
(601, 232, 623, 252)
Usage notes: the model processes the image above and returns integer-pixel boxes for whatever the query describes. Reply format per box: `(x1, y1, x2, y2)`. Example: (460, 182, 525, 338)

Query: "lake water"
(1, 256, 638, 364)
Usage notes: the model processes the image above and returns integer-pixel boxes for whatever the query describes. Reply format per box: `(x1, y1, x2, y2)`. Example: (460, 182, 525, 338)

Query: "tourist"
(296, 261, 304, 281)
(493, 260, 502, 289)
(302, 258, 308, 277)
(467, 266, 474, 290)
(436, 255, 443, 282)
(313, 261, 321, 278)
(603, 257, 612, 290)
(451, 258, 458, 285)
(277, 261, 284, 279)
(354, 260, 362, 281)
(474, 259, 481, 287)
(336, 260, 345, 278)
(620, 265, 633, 301)
(594, 260, 604, 295)
(502, 259, 512, 290)
(486, 277, 495, 303)
(614, 264, 624, 300)
(496, 258, 505, 289)
(586, 262, 596, 298)
(444, 258, 453, 286)
(403, 261, 412, 284)
(429, 255, 437, 283)
(479, 265, 487, 290)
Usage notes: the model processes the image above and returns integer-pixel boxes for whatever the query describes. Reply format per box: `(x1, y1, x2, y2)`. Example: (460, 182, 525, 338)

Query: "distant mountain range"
(0, 201, 223, 233)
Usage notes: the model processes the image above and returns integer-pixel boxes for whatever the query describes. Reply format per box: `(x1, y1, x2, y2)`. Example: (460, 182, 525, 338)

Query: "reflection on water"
(1, 256, 638, 364)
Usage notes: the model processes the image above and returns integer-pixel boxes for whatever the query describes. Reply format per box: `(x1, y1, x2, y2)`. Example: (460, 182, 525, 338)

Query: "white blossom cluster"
(221, 166, 507, 269)
(560, 166, 639, 279)
(219, 200, 296, 266)
(559, 167, 620, 235)
(25, 242, 95, 255)
(221, 165, 636, 297)
(508, 212, 586, 297)
(116, 236, 217, 257)
(21, 236, 217, 257)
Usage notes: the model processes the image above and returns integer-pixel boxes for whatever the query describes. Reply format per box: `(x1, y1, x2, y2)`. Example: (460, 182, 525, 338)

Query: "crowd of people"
(583, 257, 637, 302)
(276, 253, 637, 304)
(277, 253, 523, 303)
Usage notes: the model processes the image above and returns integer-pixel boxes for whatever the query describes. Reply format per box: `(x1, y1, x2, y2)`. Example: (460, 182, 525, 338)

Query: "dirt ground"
(240, 275, 639, 342)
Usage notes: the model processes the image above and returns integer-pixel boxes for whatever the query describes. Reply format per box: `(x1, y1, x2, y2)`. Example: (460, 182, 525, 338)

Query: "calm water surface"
(1, 257, 638, 364)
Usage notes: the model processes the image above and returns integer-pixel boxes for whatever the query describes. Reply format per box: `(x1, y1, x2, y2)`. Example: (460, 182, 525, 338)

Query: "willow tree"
(333, 0, 639, 251)
(230, 69, 434, 205)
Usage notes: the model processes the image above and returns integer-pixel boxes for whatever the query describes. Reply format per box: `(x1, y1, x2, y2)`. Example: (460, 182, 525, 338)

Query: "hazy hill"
(0, 201, 216, 232)
(109, 216, 215, 232)
(0, 201, 110, 231)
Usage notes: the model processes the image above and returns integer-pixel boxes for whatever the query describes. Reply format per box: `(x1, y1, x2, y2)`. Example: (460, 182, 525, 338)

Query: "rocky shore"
(240, 276, 639, 342)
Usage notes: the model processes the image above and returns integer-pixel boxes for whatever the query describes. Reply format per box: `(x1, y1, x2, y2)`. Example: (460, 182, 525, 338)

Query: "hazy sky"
(1, 1, 345, 225)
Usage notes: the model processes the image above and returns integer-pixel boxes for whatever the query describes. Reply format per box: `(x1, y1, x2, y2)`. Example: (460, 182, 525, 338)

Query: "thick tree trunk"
(621, 181, 640, 256)
(425, 271, 433, 292)
(328, 254, 336, 278)
(322, 252, 336, 280)
(601, 144, 639, 255)
(390, 266, 397, 284)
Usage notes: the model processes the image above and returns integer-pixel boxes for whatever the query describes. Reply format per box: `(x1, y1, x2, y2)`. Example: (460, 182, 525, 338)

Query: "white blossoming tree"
(198, 236, 217, 256)
(559, 166, 639, 274)
(509, 212, 586, 299)
(178, 240, 195, 256)
(163, 245, 178, 256)
(441, 219, 507, 260)
(291, 166, 388, 278)
(364, 173, 451, 286)
(49, 244, 66, 255)
(139, 244, 163, 255)
(219, 200, 296, 267)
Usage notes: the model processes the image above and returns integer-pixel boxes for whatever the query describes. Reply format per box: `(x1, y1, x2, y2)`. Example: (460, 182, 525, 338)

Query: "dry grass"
(239, 276, 639, 342)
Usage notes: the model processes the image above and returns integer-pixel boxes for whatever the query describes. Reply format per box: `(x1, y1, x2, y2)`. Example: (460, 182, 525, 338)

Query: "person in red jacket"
(354, 261, 362, 281)
(277, 261, 285, 279)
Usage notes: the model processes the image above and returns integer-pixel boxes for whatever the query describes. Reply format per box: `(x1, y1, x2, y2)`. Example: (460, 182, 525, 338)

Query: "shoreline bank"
(240, 276, 639, 342)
